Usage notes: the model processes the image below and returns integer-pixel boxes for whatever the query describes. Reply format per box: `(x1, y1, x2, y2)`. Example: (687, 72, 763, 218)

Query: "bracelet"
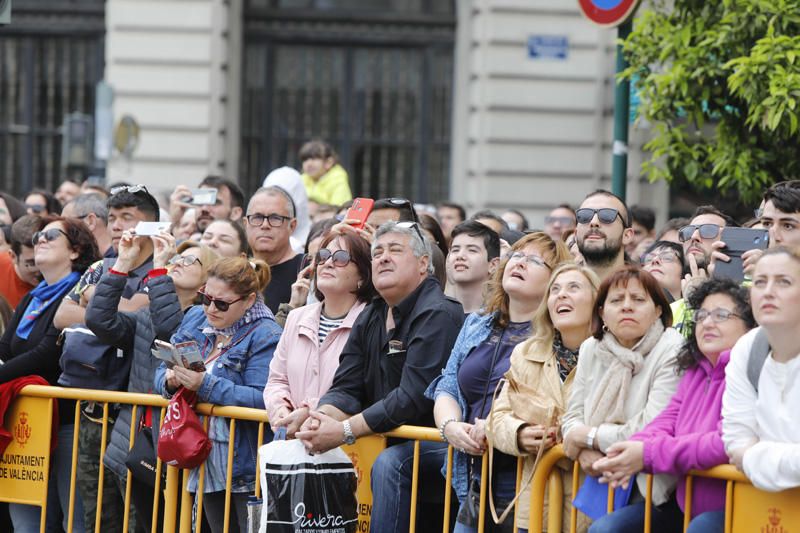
(439, 418, 458, 443)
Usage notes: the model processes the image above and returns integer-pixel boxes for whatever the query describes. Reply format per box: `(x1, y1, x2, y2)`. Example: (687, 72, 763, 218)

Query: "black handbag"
(125, 413, 164, 488)
(456, 477, 515, 533)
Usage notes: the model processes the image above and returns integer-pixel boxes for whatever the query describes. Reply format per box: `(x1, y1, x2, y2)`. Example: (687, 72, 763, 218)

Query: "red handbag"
(157, 387, 212, 469)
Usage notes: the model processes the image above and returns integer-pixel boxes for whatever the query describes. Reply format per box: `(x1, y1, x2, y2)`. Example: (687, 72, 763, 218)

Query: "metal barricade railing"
(2, 386, 793, 533)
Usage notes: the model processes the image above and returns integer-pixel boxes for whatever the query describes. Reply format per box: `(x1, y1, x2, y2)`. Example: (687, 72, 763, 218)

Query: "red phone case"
(345, 198, 374, 230)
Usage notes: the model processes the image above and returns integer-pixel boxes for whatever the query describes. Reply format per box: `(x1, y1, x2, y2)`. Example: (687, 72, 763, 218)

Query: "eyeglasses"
(197, 291, 243, 312)
(505, 251, 550, 269)
(678, 224, 721, 242)
(169, 254, 202, 267)
(575, 208, 626, 227)
(26, 205, 46, 214)
(32, 228, 71, 247)
(544, 216, 575, 226)
(245, 213, 292, 228)
(396, 221, 426, 244)
(110, 184, 149, 196)
(641, 250, 680, 265)
(693, 308, 741, 324)
(316, 248, 351, 267)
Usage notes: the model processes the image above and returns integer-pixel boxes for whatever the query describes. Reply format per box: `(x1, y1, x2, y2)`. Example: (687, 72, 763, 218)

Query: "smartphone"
(188, 188, 217, 206)
(714, 227, 769, 282)
(134, 221, 171, 236)
(344, 197, 374, 230)
(299, 253, 313, 274)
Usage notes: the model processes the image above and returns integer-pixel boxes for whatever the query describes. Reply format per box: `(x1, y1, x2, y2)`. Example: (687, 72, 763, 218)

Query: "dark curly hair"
(41, 216, 101, 273)
(676, 278, 756, 373)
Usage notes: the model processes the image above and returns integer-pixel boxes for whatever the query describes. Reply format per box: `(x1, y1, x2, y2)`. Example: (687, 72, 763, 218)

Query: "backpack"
(746, 328, 771, 393)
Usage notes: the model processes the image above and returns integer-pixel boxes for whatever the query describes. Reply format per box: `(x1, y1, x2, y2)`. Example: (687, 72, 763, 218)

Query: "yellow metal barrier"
(3, 385, 799, 533)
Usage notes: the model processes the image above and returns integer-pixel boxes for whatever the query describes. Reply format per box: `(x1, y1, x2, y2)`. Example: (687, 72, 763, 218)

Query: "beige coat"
(561, 328, 683, 507)
(487, 337, 589, 532)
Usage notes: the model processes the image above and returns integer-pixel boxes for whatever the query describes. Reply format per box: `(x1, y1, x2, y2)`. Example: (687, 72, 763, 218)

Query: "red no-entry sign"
(577, 0, 641, 27)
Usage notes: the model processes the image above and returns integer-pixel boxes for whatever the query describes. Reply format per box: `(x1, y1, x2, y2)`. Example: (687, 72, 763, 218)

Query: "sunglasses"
(110, 184, 149, 196)
(678, 224, 721, 242)
(386, 197, 419, 222)
(693, 308, 741, 324)
(197, 291, 243, 312)
(32, 228, 71, 247)
(169, 254, 202, 267)
(316, 248, 351, 267)
(26, 205, 46, 214)
(396, 221, 426, 244)
(575, 208, 626, 227)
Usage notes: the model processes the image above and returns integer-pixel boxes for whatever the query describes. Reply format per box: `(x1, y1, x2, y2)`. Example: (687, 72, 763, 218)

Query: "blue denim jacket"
(154, 305, 282, 485)
(424, 312, 495, 501)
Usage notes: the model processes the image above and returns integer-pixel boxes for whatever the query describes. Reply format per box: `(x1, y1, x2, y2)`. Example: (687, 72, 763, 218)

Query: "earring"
(357, 281, 363, 289)
(602, 324, 609, 333)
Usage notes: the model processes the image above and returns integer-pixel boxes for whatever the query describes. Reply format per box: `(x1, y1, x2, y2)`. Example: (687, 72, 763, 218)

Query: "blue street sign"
(527, 35, 569, 60)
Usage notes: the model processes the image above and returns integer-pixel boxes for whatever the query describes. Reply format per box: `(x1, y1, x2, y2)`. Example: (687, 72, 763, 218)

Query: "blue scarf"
(16, 271, 80, 340)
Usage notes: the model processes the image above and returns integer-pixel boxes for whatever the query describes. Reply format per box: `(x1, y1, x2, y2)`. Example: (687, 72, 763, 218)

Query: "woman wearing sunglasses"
(154, 255, 281, 533)
(426, 232, 571, 532)
(590, 278, 754, 533)
(85, 231, 218, 530)
(264, 231, 375, 436)
(0, 216, 99, 533)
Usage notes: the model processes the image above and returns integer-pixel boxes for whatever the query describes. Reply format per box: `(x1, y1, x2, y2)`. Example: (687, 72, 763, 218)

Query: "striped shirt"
(318, 314, 345, 346)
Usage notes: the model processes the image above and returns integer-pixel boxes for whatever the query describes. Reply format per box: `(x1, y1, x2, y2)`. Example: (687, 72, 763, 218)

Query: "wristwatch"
(586, 426, 598, 449)
(342, 420, 356, 445)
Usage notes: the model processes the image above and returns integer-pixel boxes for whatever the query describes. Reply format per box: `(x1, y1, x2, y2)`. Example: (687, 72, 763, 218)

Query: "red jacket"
(0, 375, 57, 455)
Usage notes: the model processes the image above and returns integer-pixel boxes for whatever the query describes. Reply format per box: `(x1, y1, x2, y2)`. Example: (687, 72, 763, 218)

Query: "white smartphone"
(189, 188, 217, 206)
(134, 221, 171, 236)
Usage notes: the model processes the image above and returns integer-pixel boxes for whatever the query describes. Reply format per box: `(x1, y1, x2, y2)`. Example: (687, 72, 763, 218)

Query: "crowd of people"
(0, 138, 799, 533)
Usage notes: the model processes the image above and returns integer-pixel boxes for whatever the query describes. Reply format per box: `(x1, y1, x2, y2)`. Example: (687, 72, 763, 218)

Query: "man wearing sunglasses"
(245, 185, 304, 313)
(575, 189, 634, 280)
(677, 206, 739, 288)
(297, 220, 464, 533)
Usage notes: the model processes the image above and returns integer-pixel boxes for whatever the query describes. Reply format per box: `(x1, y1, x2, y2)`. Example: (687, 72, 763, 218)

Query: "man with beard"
(575, 190, 633, 280)
(678, 205, 735, 276)
(669, 205, 735, 334)
(168, 176, 244, 235)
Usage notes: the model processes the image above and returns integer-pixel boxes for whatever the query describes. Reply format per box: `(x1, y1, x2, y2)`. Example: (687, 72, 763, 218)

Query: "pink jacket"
(630, 350, 730, 518)
(263, 301, 366, 422)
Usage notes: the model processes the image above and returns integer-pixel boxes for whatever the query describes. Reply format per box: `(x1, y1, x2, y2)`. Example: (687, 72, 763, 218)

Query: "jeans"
(686, 510, 724, 533)
(588, 496, 683, 533)
(453, 468, 521, 533)
(369, 440, 448, 533)
(9, 424, 86, 533)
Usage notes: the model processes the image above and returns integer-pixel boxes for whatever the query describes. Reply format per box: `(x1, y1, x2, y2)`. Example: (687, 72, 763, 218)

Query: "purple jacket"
(630, 350, 730, 518)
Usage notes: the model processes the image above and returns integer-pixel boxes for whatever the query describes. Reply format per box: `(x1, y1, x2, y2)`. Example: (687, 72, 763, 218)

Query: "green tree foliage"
(622, 0, 800, 204)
